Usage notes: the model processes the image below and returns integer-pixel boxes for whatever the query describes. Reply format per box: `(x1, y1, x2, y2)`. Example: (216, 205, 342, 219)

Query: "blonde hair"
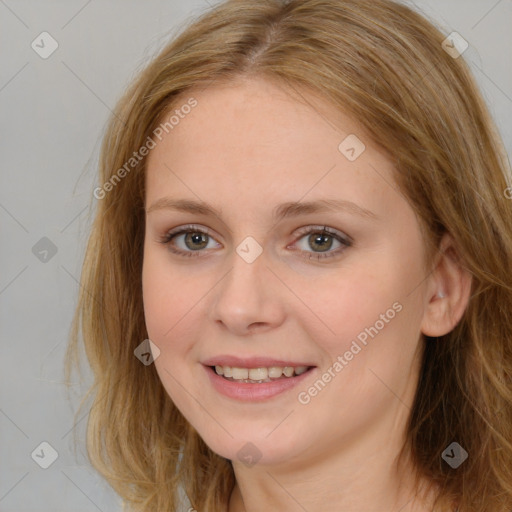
(65, 0, 512, 511)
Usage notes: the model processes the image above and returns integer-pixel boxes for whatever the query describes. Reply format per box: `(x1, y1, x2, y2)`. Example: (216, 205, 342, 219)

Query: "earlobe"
(421, 233, 473, 337)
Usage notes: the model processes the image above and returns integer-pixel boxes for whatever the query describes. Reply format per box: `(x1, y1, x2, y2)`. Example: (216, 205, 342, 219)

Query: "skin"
(142, 76, 472, 512)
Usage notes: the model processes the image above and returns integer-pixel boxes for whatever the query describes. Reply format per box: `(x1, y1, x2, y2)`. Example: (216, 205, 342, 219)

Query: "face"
(142, 76, 431, 468)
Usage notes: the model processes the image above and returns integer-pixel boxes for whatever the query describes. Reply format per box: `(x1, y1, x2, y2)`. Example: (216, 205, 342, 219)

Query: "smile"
(203, 364, 316, 401)
(213, 365, 310, 383)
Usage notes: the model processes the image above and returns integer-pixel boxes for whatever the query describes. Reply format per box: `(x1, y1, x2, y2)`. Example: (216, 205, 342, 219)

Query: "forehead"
(153, 77, 363, 153)
(144, 76, 398, 219)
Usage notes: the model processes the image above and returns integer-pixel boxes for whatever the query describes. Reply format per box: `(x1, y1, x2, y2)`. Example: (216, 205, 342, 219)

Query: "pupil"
(186, 232, 208, 250)
(310, 233, 332, 252)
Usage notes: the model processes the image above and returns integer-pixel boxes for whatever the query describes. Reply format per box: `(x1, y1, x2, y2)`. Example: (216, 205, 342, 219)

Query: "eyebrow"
(146, 197, 379, 221)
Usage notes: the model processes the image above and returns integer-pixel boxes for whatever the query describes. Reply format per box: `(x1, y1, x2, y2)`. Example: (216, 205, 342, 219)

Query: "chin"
(200, 430, 303, 469)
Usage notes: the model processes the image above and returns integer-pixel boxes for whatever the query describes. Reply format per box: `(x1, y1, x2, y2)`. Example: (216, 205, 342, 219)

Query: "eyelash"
(158, 224, 352, 261)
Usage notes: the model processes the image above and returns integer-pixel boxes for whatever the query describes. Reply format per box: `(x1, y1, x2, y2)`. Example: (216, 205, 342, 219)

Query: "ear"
(420, 232, 473, 337)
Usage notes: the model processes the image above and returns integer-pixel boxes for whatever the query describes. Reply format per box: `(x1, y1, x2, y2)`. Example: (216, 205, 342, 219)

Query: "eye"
(159, 224, 220, 258)
(159, 224, 352, 261)
(290, 225, 352, 261)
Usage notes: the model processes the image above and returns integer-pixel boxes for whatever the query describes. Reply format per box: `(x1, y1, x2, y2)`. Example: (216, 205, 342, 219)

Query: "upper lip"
(202, 355, 316, 368)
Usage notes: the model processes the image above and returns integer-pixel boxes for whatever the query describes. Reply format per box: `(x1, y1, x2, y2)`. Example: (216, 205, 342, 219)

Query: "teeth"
(268, 366, 283, 378)
(213, 365, 310, 380)
(249, 367, 268, 380)
(232, 367, 249, 380)
(283, 366, 294, 377)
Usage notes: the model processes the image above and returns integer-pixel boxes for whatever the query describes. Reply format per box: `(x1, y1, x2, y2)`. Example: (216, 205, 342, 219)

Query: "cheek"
(308, 245, 426, 379)
(142, 247, 195, 341)
(312, 267, 401, 341)
(142, 251, 200, 417)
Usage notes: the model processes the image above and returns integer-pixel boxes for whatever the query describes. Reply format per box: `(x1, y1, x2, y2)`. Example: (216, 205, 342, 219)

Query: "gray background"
(1, 1, 511, 511)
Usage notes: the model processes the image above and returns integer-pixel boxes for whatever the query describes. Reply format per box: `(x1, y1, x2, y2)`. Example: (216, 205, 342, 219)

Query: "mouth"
(209, 364, 314, 383)
(202, 361, 317, 401)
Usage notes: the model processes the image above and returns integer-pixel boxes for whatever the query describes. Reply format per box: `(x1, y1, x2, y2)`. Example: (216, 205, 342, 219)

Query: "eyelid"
(160, 224, 351, 244)
(162, 223, 215, 240)
(159, 224, 220, 253)
(291, 224, 353, 245)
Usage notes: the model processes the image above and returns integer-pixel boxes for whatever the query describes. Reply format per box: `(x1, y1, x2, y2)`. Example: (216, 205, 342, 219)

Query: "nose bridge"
(210, 237, 286, 334)
(221, 240, 270, 307)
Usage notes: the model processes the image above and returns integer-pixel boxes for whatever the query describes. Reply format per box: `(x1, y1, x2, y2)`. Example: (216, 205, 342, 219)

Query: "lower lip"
(203, 365, 315, 401)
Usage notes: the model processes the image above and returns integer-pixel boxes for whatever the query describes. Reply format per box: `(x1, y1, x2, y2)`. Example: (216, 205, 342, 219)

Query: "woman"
(66, 0, 512, 510)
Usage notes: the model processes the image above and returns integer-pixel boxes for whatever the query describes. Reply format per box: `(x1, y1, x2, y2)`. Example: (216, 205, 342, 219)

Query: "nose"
(209, 245, 287, 336)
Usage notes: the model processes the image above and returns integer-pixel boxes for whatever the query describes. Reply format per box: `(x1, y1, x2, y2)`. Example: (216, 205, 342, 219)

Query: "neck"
(227, 431, 439, 512)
